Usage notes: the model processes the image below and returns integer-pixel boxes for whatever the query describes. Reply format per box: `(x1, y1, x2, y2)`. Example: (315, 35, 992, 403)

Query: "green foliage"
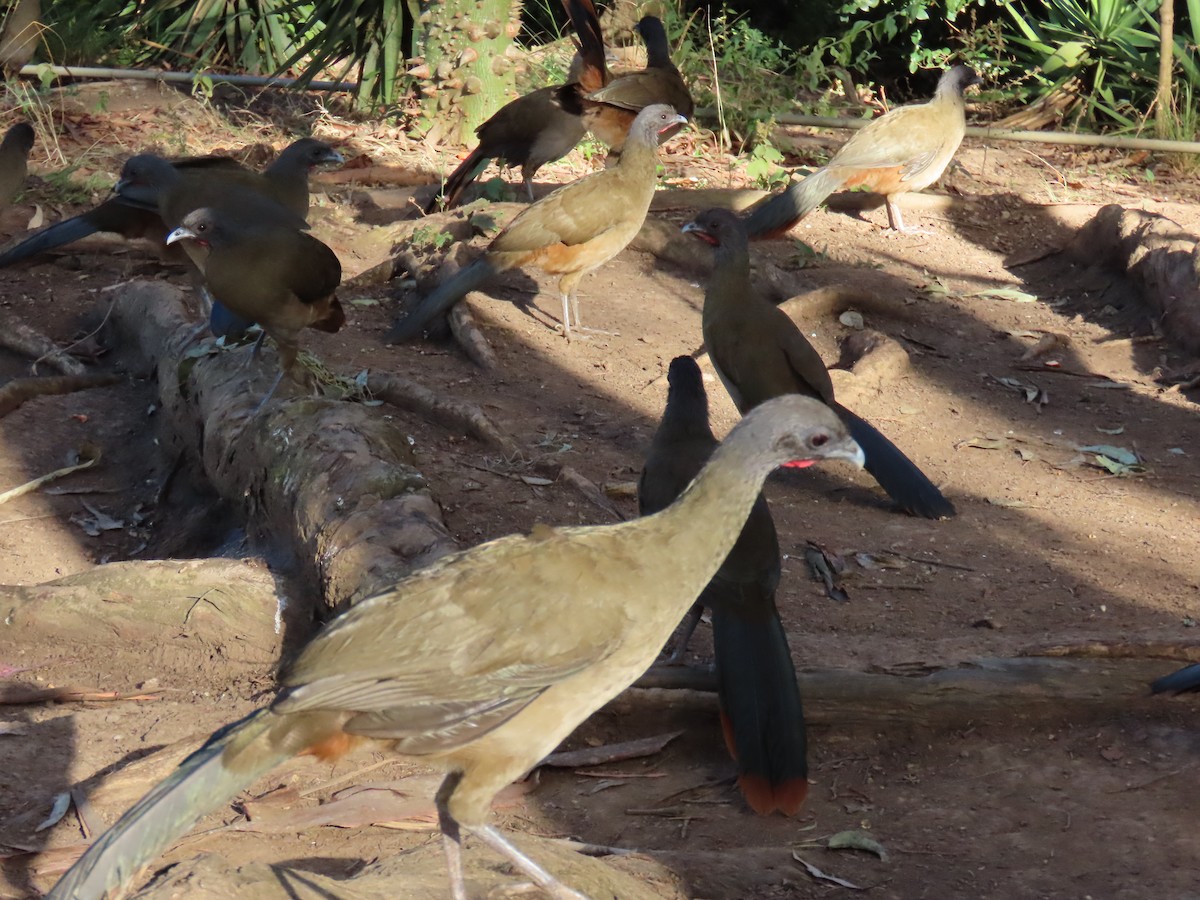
(411, 225, 455, 251)
(1006, 0, 1200, 127)
(130, 0, 318, 75)
(744, 140, 789, 190)
(667, 8, 823, 151)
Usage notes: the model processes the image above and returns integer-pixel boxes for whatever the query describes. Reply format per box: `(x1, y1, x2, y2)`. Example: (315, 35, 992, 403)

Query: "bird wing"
(773, 305, 837, 402)
(490, 169, 645, 253)
(588, 71, 689, 113)
(827, 103, 951, 174)
(276, 533, 626, 746)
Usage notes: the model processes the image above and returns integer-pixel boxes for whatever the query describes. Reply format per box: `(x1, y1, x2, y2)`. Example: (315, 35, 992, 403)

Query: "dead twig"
(0, 310, 87, 375)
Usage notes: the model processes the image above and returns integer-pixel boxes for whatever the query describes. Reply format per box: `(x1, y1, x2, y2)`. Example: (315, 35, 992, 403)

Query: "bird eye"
(197, 223, 208, 233)
(810, 432, 829, 447)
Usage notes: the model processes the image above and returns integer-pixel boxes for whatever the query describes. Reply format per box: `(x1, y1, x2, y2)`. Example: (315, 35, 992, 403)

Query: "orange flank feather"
(303, 731, 363, 762)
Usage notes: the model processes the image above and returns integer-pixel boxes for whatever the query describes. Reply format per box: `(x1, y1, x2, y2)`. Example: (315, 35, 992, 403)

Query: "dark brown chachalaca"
(423, 0, 605, 212)
(165, 206, 343, 405)
(640, 355, 809, 815)
(744, 65, 979, 237)
(48, 394, 863, 900)
(0, 138, 342, 267)
(389, 104, 685, 343)
(684, 207, 955, 519)
(0, 122, 34, 206)
(562, 15, 693, 156)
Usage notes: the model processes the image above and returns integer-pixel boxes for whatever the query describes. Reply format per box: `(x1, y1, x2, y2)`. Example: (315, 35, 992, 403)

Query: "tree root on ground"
(0, 373, 121, 417)
(0, 310, 88, 375)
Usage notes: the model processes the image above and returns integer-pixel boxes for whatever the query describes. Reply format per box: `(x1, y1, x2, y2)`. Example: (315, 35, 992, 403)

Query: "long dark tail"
(48, 710, 287, 900)
(386, 258, 496, 343)
(835, 403, 955, 519)
(711, 598, 808, 816)
(0, 214, 101, 267)
(743, 167, 844, 240)
(563, 0, 607, 92)
(1151, 663, 1200, 694)
(426, 145, 490, 214)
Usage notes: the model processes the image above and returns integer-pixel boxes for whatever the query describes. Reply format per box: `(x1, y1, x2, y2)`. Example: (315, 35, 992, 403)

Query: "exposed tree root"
(0, 373, 121, 417)
(0, 310, 88, 375)
(368, 372, 520, 458)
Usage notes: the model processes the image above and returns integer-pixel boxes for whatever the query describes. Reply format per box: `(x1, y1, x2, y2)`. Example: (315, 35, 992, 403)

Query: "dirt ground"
(1, 80, 1199, 899)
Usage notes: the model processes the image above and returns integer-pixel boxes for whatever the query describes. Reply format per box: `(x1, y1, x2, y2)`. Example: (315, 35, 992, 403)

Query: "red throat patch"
(782, 459, 815, 469)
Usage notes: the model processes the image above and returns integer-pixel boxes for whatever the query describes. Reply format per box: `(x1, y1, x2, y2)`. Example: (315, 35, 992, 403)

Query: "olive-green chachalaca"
(48, 394, 864, 900)
(744, 65, 980, 237)
(423, 0, 603, 211)
(684, 207, 955, 519)
(165, 206, 344, 404)
(562, 15, 693, 156)
(0, 138, 342, 267)
(389, 104, 686, 343)
(0, 122, 34, 206)
(640, 356, 809, 815)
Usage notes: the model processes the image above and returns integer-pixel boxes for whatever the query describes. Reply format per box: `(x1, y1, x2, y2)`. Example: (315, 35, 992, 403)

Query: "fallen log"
(1065, 204, 1200, 354)
(105, 280, 462, 610)
(633, 656, 1190, 726)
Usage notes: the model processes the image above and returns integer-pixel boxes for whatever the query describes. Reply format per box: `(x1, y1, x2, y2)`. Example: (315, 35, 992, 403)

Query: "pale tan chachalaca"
(744, 65, 980, 236)
(640, 356, 809, 815)
(389, 104, 686, 343)
(47, 394, 864, 900)
(165, 206, 344, 405)
(684, 207, 955, 519)
(0, 122, 34, 206)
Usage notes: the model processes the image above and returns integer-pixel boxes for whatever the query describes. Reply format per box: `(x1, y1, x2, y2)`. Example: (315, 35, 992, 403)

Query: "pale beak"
(165, 226, 196, 246)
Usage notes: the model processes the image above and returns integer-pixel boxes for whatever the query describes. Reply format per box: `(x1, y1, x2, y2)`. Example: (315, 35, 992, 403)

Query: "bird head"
(281, 137, 346, 170)
(941, 65, 983, 97)
(742, 395, 866, 472)
(115, 154, 178, 194)
(2, 122, 34, 154)
(681, 207, 747, 249)
(165, 208, 223, 251)
(632, 104, 687, 144)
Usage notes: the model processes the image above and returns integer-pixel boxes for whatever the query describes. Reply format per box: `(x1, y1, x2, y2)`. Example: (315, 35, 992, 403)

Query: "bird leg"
(523, 176, 536, 203)
(436, 774, 470, 900)
(884, 198, 931, 235)
(556, 290, 614, 341)
(252, 369, 286, 415)
(658, 601, 704, 665)
(465, 823, 589, 900)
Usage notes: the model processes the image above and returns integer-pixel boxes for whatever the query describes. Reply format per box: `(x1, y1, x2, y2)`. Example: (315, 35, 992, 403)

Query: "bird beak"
(840, 440, 867, 469)
(320, 149, 346, 167)
(165, 225, 195, 246)
(782, 438, 865, 471)
(658, 113, 688, 137)
(681, 221, 718, 246)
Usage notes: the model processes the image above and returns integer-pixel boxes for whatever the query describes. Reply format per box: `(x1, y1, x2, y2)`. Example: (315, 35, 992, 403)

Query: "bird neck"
(618, 132, 660, 175)
(657, 388, 715, 444)
(703, 239, 753, 325)
(644, 425, 777, 583)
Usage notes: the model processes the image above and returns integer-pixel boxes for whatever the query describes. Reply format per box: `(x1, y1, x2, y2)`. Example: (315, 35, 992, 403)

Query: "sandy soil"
(0, 80, 1198, 899)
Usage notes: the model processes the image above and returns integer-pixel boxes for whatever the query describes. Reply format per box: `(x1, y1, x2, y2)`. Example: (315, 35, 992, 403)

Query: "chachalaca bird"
(48, 394, 864, 900)
(743, 65, 980, 237)
(165, 206, 344, 404)
(1151, 663, 1200, 694)
(0, 0, 40, 77)
(0, 137, 342, 268)
(0, 122, 34, 206)
(563, 15, 693, 156)
(423, 0, 604, 212)
(640, 356, 809, 815)
(684, 207, 955, 519)
(389, 103, 686, 343)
